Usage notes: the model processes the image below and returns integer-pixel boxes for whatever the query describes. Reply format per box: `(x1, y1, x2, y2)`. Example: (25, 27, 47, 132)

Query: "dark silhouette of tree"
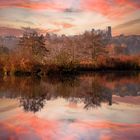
(20, 94, 46, 113)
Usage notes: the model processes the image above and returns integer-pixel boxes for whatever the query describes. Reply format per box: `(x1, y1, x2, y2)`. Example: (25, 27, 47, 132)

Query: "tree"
(114, 44, 129, 55)
(91, 31, 108, 61)
(0, 46, 9, 55)
(56, 50, 71, 66)
(19, 28, 48, 63)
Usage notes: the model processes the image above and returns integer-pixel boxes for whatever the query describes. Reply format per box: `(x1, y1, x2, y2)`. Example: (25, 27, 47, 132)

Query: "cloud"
(0, 0, 139, 18)
(0, 0, 66, 11)
(0, 0, 139, 16)
(80, 0, 140, 18)
(52, 22, 75, 29)
(63, 8, 82, 13)
(40, 28, 62, 33)
(115, 0, 140, 8)
(0, 27, 23, 36)
(114, 18, 140, 29)
(61, 23, 75, 28)
(113, 18, 140, 35)
(0, 26, 62, 36)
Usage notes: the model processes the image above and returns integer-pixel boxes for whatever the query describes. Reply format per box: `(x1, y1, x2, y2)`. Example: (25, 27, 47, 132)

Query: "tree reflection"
(0, 72, 139, 112)
(83, 77, 112, 109)
(18, 78, 47, 113)
(20, 94, 46, 113)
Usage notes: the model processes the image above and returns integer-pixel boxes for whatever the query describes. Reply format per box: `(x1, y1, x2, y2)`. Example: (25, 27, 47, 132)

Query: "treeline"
(0, 28, 140, 76)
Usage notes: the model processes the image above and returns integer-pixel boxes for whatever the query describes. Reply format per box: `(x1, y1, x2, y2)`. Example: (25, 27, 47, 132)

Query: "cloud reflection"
(0, 113, 140, 140)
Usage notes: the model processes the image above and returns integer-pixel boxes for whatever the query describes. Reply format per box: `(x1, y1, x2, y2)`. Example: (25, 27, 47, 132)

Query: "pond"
(0, 72, 140, 140)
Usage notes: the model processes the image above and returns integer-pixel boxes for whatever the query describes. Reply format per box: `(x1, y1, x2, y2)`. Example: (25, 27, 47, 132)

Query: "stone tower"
(107, 26, 112, 39)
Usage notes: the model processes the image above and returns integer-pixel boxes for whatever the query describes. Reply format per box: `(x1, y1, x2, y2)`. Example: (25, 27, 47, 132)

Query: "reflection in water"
(20, 94, 46, 113)
(0, 72, 140, 112)
(83, 77, 112, 109)
(0, 72, 140, 140)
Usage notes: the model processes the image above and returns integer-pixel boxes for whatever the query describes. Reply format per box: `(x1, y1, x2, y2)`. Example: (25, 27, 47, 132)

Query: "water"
(0, 72, 140, 140)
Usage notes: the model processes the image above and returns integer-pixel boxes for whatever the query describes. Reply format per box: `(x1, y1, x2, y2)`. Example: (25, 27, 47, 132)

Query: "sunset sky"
(0, 0, 140, 36)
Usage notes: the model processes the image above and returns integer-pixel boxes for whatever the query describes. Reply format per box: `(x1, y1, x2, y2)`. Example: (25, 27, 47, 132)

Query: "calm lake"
(0, 72, 140, 140)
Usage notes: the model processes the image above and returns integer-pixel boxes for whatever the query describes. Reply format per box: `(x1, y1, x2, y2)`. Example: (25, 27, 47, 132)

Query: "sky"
(0, 0, 140, 36)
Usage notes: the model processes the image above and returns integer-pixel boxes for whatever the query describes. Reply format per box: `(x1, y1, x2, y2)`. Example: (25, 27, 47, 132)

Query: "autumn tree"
(19, 28, 48, 64)
(91, 30, 108, 61)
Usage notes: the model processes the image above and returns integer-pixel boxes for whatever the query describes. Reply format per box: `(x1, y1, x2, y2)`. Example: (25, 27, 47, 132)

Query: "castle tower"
(107, 26, 112, 39)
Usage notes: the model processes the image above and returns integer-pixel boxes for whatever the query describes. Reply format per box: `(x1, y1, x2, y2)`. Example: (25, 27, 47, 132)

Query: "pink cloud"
(0, 0, 139, 19)
(0, 113, 140, 140)
(81, 0, 140, 18)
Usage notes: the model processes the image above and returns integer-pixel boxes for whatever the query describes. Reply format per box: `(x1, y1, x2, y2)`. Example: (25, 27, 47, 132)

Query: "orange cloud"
(38, 28, 61, 34)
(16, 2, 65, 11)
(52, 22, 75, 29)
(0, 0, 66, 11)
(46, 28, 62, 33)
(61, 23, 75, 28)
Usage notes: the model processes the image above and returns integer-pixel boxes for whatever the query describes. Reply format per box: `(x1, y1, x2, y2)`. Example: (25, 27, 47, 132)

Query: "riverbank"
(0, 56, 140, 76)
(0, 63, 140, 77)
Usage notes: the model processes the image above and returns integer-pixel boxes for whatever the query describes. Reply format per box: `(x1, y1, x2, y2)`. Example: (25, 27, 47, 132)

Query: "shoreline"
(0, 66, 140, 77)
